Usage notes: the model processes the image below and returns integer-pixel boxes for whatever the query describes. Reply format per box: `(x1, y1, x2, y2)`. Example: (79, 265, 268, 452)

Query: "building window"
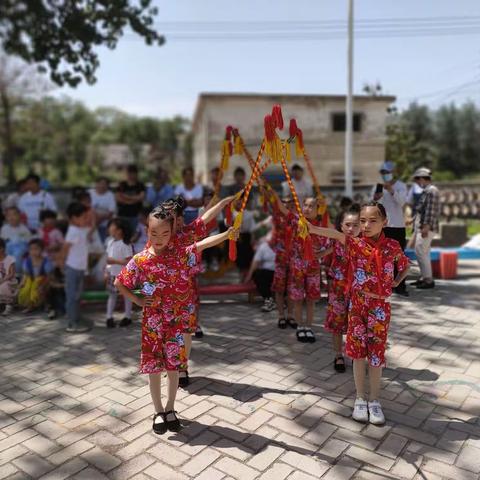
(332, 113, 362, 132)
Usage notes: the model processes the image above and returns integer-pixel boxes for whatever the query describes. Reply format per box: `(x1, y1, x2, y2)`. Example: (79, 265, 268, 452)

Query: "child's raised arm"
(196, 227, 240, 253)
(201, 194, 238, 225)
(317, 246, 333, 259)
(308, 223, 345, 244)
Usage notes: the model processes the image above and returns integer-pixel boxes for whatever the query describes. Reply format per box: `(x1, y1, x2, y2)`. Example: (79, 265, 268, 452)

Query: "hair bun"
(173, 196, 186, 216)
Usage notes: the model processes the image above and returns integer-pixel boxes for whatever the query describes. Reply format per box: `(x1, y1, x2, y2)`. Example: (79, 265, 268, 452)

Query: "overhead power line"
(122, 16, 480, 41)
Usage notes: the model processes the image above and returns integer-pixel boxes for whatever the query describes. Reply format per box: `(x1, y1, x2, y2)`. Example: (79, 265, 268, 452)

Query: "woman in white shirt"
(89, 177, 117, 242)
(105, 218, 134, 328)
(174, 167, 203, 225)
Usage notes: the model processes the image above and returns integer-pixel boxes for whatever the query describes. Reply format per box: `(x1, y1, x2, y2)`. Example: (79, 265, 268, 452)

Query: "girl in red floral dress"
(309, 202, 409, 425)
(115, 202, 238, 434)
(172, 194, 236, 387)
(323, 206, 360, 373)
(270, 194, 297, 329)
(273, 193, 329, 343)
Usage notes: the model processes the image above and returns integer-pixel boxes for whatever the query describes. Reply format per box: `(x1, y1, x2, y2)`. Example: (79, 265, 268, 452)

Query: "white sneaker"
(352, 398, 369, 423)
(2, 305, 13, 316)
(368, 400, 386, 425)
(261, 298, 275, 312)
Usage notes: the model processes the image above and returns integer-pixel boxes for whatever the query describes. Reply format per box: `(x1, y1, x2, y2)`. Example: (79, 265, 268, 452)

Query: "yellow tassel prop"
(233, 211, 243, 231)
(295, 138, 303, 158)
(221, 140, 230, 171)
(234, 135, 242, 155)
(297, 216, 309, 240)
(285, 141, 291, 162)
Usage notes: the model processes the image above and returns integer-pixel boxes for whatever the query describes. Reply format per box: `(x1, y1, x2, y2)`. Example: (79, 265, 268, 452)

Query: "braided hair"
(360, 201, 387, 220)
(148, 196, 185, 231)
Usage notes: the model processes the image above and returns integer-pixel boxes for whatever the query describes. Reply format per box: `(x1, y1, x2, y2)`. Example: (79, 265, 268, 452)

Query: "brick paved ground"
(1, 261, 479, 480)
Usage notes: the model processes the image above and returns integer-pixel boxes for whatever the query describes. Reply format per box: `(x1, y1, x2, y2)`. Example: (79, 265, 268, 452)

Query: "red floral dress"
(344, 233, 409, 367)
(287, 213, 328, 301)
(175, 218, 207, 333)
(116, 243, 200, 373)
(271, 205, 290, 293)
(324, 239, 349, 334)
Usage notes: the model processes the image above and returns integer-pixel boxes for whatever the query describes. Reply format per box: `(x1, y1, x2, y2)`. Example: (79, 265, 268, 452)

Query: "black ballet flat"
(334, 356, 346, 373)
(152, 412, 167, 435)
(305, 329, 316, 343)
(165, 410, 181, 432)
(178, 371, 189, 388)
(286, 317, 298, 329)
(278, 318, 288, 329)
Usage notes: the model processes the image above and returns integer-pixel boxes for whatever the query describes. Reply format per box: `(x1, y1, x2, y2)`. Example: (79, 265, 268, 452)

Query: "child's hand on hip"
(138, 296, 155, 308)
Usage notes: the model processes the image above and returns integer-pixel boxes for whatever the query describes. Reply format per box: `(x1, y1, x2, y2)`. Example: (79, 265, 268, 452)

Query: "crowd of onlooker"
(0, 160, 441, 327)
(0, 163, 268, 327)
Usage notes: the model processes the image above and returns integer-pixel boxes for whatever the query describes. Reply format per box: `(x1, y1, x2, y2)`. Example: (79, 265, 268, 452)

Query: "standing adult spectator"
(372, 161, 409, 296)
(412, 167, 440, 290)
(145, 168, 174, 208)
(4, 178, 28, 210)
(406, 175, 424, 219)
(116, 165, 146, 232)
(281, 164, 312, 203)
(89, 177, 117, 242)
(174, 167, 203, 224)
(208, 167, 228, 198)
(226, 167, 247, 196)
(18, 174, 58, 233)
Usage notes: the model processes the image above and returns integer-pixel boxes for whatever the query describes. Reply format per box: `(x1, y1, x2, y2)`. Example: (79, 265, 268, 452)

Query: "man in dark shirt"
(116, 165, 146, 232)
(226, 167, 247, 196)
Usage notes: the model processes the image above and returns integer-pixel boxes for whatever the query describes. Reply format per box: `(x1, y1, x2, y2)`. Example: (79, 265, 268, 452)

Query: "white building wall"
(193, 95, 393, 187)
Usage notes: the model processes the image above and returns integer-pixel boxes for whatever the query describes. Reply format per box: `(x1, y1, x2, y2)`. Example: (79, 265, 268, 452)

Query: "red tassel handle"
(321, 211, 329, 227)
(304, 235, 314, 262)
(289, 118, 298, 138)
(229, 239, 237, 261)
(225, 205, 232, 226)
(272, 104, 284, 130)
(264, 115, 275, 142)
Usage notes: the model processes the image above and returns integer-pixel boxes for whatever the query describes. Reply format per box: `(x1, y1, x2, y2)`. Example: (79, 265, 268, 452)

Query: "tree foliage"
(7, 96, 189, 185)
(0, 0, 165, 87)
(387, 101, 480, 179)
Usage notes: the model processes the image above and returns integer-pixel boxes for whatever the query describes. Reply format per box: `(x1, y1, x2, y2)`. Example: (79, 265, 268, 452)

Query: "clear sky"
(58, 0, 480, 119)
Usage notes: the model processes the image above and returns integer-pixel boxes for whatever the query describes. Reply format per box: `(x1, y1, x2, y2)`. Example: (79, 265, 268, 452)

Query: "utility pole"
(344, 0, 354, 198)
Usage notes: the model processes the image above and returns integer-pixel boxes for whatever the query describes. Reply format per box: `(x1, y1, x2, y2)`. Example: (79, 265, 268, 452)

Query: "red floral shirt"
(345, 233, 409, 297)
(117, 243, 200, 327)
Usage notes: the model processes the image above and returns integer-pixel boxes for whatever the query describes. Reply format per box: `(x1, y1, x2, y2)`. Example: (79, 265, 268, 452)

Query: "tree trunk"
(0, 91, 16, 184)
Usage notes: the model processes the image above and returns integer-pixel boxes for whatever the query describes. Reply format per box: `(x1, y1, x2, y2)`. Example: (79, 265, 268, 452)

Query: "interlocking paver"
(80, 446, 121, 472)
(12, 453, 54, 477)
(1, 262, 479, 480)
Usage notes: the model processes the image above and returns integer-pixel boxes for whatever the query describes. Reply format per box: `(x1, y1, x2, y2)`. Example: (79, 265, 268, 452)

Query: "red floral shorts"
(345, 293, 391, 367)
(140, 310, 187, 373)
(287, 257, 321, 302)
(324, 279, 348, 334)
(272, 251, 288, 293)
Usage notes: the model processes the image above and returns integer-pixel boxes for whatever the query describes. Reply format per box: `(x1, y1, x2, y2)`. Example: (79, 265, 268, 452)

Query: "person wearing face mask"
(372, 161, 409, 296)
